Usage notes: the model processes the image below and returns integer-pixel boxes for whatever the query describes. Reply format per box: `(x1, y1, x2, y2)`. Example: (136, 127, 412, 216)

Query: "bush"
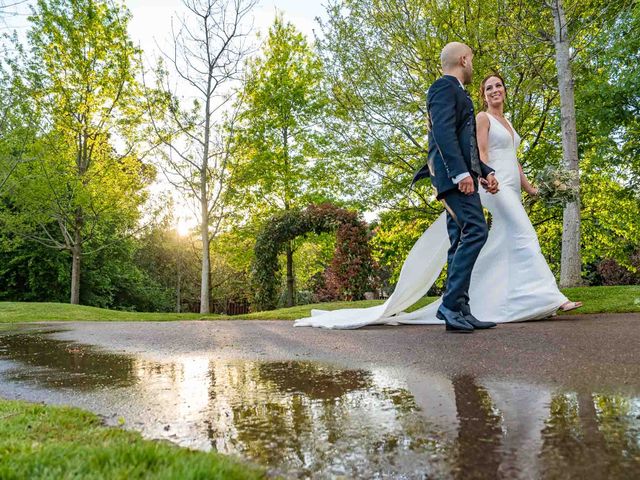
(595, 252, 640, 286)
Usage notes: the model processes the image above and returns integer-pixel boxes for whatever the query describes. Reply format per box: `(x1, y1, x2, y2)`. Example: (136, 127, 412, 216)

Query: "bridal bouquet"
(528, 165, 579, 208)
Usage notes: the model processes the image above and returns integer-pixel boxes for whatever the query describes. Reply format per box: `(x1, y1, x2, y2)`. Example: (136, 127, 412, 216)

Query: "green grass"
(0, 302, 211, 323)
(1, 286, 639, 323)
(219, 285, 640, 319)
(228, 296, 439, 320)
(560, 285, 640, 314)
(0, 398, 265, 480)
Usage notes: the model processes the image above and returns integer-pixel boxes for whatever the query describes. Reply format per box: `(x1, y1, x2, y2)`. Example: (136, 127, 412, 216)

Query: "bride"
(294, 73, 581, 329)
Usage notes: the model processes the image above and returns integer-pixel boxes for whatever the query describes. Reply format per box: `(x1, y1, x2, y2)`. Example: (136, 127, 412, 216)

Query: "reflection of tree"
(540, 393, 587, 479)
(0, 331, 138, 389)
(256, 361, 373, 400)
(452, 375, 503, 480)
(593, 394, 640, 478)
(203, 361, 445, 478)
(540, 392, 640, 479)
(204, 361, 373, 474)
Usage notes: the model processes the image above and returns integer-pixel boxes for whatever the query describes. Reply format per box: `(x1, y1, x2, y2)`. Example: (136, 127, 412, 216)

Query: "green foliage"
(0, 399, 265, 479)
(0, 232, 70, 303)
(572, 1, 640, 181)
(0, 229, 176, 312)
(292, 231, 336, 292)
(529, 156, 640, 279)
(252, 203, 375, 310)
(134, 219, 202, 312)
(1, 0, 150, 303)
(2, 0, 640, 311)
(318, 0, 640, 285)
(80, 239, 175, 312)
(231, 16, 328, 213)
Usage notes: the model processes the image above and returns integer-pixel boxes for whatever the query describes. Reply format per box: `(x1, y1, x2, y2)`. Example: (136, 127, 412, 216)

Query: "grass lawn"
(0, 399, 265, 480)
(228, 285, 640, 320)
(0, 302, 211, 323)
(561, 285, 640, 314)
(0, 286, 639, 323)
(228, 296, 437, 320)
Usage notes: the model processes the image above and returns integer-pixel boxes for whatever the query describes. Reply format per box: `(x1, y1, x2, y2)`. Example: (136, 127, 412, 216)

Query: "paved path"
(44, 312, 640, 391)
(3, 314, 640, 479)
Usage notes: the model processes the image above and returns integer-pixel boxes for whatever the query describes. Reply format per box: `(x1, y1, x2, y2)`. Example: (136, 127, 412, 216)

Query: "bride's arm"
(476, 112, 491, 165)
(518, 163, 538, 195)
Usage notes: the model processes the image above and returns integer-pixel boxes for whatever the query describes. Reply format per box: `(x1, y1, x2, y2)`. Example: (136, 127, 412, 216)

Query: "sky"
(1, 0, 328, 39)
(126, 0, 327, 55)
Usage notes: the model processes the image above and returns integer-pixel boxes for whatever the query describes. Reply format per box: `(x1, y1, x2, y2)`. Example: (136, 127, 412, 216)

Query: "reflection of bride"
(295, 73, 580, 329)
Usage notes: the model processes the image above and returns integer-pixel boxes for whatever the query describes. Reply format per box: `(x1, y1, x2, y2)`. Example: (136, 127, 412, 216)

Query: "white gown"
(294, 113, 568, 329)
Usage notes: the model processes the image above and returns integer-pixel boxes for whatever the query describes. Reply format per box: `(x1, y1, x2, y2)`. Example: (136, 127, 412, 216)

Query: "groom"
(412, 42, 499, 333)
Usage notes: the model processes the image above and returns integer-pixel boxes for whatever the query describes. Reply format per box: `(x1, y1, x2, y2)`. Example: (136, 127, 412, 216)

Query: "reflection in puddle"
(1, 328, 639, 479)
(0, 329, 138, 389)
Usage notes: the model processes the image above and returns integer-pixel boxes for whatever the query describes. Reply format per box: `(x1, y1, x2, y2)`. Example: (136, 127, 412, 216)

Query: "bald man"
(412, 42, 499, 332)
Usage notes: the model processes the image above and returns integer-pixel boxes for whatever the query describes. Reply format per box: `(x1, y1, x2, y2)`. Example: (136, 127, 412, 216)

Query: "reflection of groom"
(412, 42, 499, 332)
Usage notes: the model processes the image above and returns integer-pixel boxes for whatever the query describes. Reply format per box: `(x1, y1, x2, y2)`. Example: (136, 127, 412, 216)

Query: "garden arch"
(252, 203, 375, 311)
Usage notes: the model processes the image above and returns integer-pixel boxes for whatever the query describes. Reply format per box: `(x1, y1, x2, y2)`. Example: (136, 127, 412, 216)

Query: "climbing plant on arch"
(252, 203, 376, 311)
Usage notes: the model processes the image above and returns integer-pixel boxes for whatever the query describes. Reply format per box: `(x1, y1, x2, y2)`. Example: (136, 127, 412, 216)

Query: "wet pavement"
(1, 315, 639, 479)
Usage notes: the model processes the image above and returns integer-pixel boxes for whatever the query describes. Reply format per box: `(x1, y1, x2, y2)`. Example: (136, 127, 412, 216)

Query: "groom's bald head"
(440, 42, 472, 69)
(440, 42, 474, 84)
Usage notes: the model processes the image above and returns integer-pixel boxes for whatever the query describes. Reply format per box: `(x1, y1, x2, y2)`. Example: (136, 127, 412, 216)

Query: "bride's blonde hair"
(480, 73, 507, 110)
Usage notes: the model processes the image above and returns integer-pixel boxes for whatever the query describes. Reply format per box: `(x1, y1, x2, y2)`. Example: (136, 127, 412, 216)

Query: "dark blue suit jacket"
(412, 75, 494, 199)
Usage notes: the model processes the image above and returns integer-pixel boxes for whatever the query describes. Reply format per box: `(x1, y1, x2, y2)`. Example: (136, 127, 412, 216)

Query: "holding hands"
(457, 175, 475, 195)
(457, 173, 500, 195)
(480, 174, 499, 194)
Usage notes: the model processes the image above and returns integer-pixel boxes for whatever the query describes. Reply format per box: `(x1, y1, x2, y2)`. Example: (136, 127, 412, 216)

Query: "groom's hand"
(481, 174, 499, 194)
(457, 176, 475, 195)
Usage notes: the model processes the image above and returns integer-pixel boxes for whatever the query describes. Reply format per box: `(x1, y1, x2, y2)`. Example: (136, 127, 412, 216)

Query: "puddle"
(0, 327, 639, 479)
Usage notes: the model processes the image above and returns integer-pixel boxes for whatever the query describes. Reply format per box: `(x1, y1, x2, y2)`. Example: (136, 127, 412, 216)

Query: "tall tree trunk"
(286, 241, 295, 307)
(199, 83, 212, 314)
(176, 252, 182, 313)
(70, 234, 81, 305)
(69, 206, 83, 305)
(551, 0, 582, 287)
(283, 126, 295, 307)
(200, 192, 211, 314)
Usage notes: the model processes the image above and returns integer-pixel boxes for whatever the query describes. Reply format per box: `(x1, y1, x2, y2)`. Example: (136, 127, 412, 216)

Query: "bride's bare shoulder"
(476, 111, 489, 122)
(476, 111, 490, 130)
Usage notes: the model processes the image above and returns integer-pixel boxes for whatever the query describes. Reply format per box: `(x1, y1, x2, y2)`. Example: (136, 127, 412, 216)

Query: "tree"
(134, 216, 201, 313)
(320, 0, 636, 287)
(549, 0, 582, 286)
(0, 39, 39, 195)
(5, 0, 149, 304)
(501, 0, 635, 286)
(232, 16, 331, 306)
(317, 0, 563, 217)
(147, 0, 256, 314)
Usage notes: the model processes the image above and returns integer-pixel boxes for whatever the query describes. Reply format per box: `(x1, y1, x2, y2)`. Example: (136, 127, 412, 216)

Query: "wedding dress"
(294, 113, 567, 329)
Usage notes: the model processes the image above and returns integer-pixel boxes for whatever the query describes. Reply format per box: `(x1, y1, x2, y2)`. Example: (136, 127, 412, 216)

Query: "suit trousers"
(440, 187, 489, 314)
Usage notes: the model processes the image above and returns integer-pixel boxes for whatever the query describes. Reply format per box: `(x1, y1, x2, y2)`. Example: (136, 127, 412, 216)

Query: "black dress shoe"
(436, 308, 474, 333)
(462, 313, 496, 329)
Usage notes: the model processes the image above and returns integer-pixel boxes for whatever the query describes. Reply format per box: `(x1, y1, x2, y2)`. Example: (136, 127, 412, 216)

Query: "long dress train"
(294, 113, 567, 329)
